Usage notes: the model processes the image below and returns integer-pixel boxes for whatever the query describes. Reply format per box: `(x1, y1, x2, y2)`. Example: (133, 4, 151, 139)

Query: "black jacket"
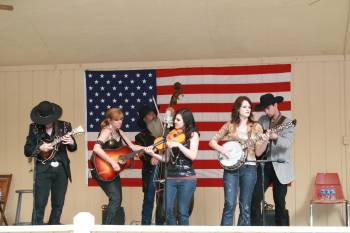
(24, 120, 77, 182)
(135, 129, 155, 170)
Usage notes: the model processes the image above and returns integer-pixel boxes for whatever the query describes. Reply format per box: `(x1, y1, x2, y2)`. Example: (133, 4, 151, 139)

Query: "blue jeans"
(141, 166, 164, 225)
(221, 165, 257, 226)
(165, 179, 196, 225)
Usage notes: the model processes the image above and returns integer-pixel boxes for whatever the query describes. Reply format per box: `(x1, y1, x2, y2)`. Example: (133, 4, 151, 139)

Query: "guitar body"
(92, 146, 134, 181)
(218, 141, 247, 170)
(38, 138, 58, 161)
(39, 150, 54, 160)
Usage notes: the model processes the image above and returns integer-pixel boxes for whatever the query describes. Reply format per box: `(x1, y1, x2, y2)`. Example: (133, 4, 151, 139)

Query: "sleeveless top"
(91, 131, 123, 181)
(167, 139, 196, 177)
(100, 127, 124, 149)
(102, 137, 123, 150)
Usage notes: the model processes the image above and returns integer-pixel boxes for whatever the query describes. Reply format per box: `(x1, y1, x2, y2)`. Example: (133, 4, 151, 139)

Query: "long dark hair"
(231, 96, 255, 124)
(174, 108, 199, 140)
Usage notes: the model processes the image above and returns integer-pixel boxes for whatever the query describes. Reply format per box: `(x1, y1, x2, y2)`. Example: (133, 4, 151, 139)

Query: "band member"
(24, 101, 77, 225)
(209, 96, 268, 226)
(135, 105, 164, 225)
(251, 93, 295, 226)
(90, 107, 145, 225)
(145, 108, 199, 225)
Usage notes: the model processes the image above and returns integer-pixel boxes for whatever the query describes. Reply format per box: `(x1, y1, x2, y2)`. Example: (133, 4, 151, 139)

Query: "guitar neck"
(51, 136, 64, 147)
(241, 123, 291, 149)
(121, 138, 165, 161)
(51, 132, 72, 146)
(242, 135, 264, 149)
(123, 150, 140, 160)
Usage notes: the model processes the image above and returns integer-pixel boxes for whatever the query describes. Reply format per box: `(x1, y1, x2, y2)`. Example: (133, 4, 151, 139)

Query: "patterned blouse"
(211, 121, 264, 162)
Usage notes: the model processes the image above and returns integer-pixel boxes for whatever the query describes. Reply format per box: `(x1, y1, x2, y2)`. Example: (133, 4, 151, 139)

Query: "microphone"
(163, 108, 174, 128)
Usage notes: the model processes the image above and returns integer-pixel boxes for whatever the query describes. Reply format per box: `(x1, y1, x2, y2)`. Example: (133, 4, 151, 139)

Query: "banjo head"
(218, 141, 245, 169)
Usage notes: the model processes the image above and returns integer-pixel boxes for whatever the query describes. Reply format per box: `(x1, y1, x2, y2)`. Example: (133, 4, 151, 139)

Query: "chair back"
(312, 172, 345, 203)
(0, 174, 12, 210)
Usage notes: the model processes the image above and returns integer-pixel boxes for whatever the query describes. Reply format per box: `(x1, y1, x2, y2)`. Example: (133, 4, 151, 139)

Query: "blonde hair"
(100, 108, 124, 129)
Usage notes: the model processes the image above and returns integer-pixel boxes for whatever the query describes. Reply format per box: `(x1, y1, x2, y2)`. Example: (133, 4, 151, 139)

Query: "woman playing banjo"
(209, 96, 268, 226)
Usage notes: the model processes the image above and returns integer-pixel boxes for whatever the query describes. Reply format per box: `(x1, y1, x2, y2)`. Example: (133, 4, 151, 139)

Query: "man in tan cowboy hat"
(251, 93, 295, 226)
(24, 101, 77, 225)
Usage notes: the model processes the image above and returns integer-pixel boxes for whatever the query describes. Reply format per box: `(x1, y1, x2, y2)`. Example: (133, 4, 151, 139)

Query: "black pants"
(32, 163, 68, 225)
(251, 162, 289, 226)
(92, 171, 123, 225)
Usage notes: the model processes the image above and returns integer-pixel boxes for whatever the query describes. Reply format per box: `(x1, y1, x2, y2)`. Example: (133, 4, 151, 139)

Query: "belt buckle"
(50, 161, 59, 167)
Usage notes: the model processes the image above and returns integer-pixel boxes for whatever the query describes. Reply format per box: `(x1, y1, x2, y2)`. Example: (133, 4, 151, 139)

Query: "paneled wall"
(0, 55, 349, 226)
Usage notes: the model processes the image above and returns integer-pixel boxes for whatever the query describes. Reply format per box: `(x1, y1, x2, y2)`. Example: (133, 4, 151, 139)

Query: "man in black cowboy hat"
(135, 105, 165, 225)
(251, 93, 295, 226)
(24, 101, 77, 225)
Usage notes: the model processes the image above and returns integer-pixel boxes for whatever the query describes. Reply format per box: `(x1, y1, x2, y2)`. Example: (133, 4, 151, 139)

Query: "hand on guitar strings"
(260, 133, 270, 143)
(264, 129, 278, 141)
(269, 132, 278, 140)
(62, 134, 74, 145)
(219, 147, 231, 159)
(39, 142, 54, 152)
(109, 160, 121, 171)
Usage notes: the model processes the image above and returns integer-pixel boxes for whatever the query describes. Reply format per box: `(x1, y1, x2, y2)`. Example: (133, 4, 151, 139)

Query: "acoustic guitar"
(91, 147, 141, 181)
(91, 131, 181, 181)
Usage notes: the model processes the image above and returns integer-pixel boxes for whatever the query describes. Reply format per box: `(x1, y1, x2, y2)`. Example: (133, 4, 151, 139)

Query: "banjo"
(218, 119, 297, 170)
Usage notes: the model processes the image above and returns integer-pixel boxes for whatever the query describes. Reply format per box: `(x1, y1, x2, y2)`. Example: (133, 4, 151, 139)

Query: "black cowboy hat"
(137, 105, 157, 129)
(30, 101, 62, 125)
(255, 93, 284, 111)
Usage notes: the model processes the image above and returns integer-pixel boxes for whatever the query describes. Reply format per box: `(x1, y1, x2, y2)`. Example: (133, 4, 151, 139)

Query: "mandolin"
(38, 126, 85, 164)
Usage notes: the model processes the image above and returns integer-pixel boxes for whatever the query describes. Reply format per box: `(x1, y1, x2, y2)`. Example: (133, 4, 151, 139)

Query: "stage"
(0, 213, 349, 233)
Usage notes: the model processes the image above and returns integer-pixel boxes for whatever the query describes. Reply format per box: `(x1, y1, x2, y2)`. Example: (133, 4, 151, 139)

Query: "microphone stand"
(150, 96, 172, 224)
(161, 124, 171, 224)
(29, 155, 37, 225)
(246, 159, 285, 226)
(30, 133, 44, 225)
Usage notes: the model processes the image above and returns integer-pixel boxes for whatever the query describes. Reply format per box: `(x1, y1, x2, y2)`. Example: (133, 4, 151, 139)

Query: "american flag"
(85, 64, 292, 187)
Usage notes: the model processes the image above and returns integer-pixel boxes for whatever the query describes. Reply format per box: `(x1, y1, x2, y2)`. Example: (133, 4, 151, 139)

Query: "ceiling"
(0, 0, 349, 66)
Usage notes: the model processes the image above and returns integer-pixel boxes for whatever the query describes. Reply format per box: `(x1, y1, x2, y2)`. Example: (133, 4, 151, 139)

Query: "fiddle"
(129, 129, 182, 162)
(153, 128, 186, 152)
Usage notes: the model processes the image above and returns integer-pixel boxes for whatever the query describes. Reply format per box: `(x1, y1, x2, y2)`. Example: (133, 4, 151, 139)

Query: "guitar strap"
(90, 129, 126, 169)
(270, 115, 286, 129)
(54, 121, 59, 138)
(117, 130, 129, 147)
(264, 115, 286, 159)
